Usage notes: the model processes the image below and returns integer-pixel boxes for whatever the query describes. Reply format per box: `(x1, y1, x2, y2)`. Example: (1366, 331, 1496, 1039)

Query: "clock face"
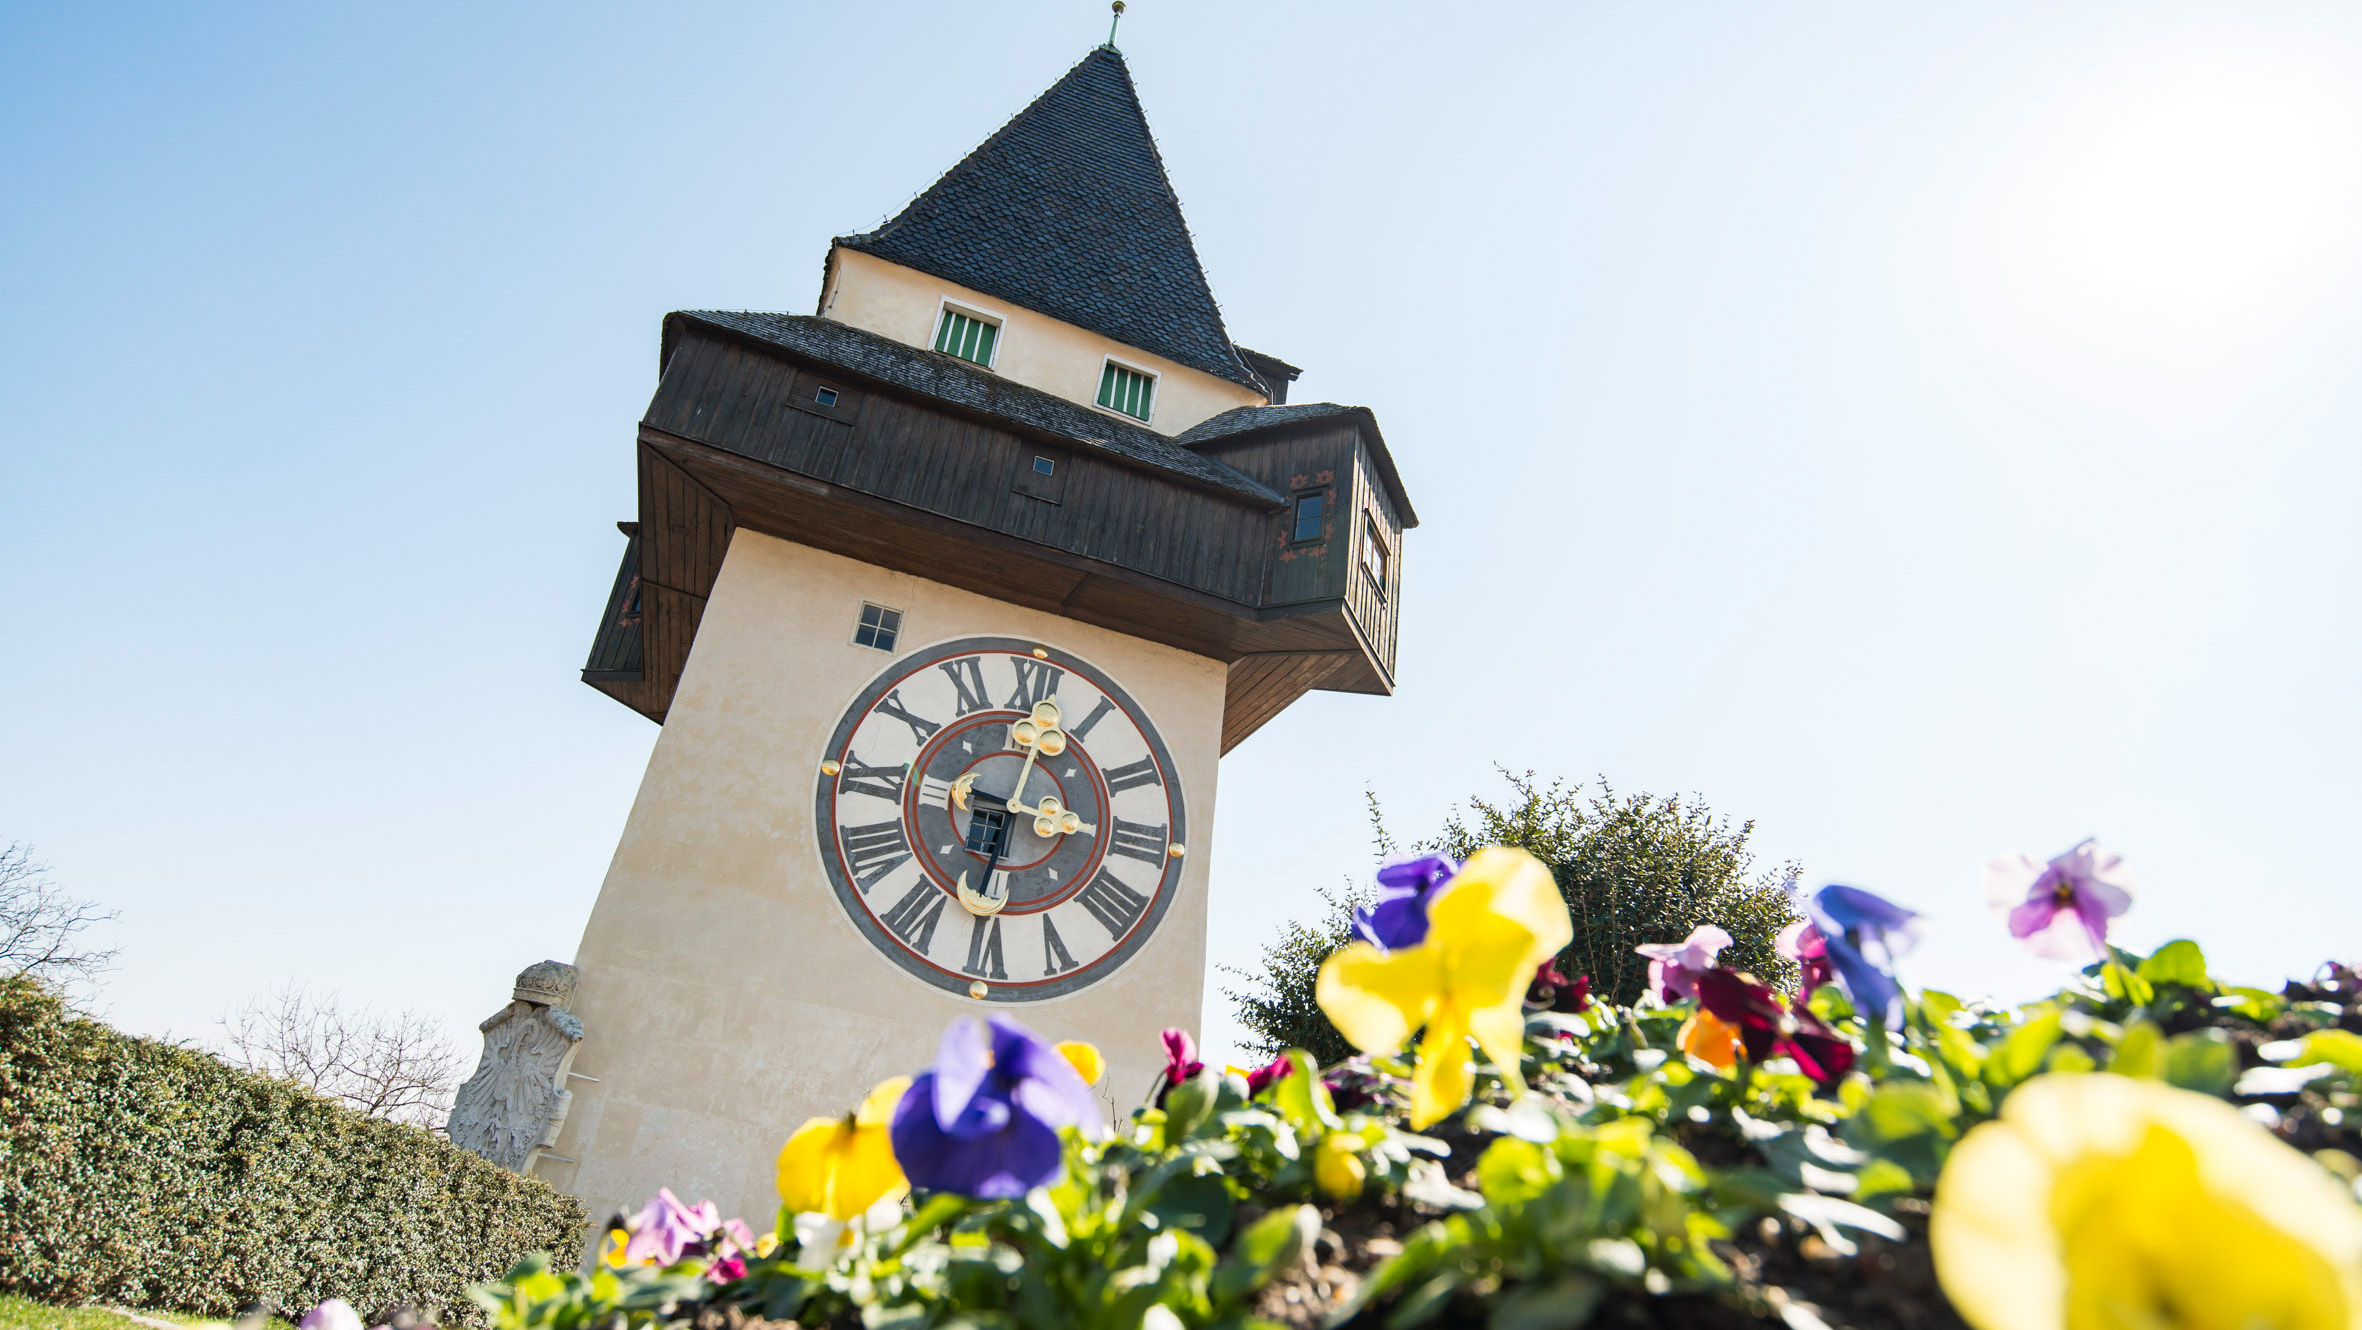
(813, 636, 1187, 1001)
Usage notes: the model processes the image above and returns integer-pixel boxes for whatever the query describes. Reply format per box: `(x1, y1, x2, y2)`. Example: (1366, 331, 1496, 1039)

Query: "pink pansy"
(1634, 924, 1734, 1002)
(1777, 919, 1836, 996)
(1985, 838, 2135, 963)
(1243, 1055, 1294, 1096)
(623, 1187, 720, 1267)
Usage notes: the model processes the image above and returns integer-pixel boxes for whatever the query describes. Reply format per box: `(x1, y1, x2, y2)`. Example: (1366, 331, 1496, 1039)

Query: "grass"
(0, 1297, 296, 1330)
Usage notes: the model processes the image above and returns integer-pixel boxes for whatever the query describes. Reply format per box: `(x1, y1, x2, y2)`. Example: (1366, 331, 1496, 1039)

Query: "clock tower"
(545, 43, 1418, 1228)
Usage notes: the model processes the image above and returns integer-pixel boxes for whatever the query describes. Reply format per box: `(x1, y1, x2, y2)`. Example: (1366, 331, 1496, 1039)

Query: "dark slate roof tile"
(669, 310, 1284, 505)
(1176, 403, 1420, 529)
(835, 47, 1264, 392)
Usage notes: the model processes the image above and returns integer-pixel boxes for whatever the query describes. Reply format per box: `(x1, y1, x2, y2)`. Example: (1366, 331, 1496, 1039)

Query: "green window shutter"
(934, 310, 999, 366)
(1096, 363, 1154, 421)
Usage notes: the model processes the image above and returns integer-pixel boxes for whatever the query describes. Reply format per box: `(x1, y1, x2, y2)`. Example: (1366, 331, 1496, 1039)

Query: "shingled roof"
(834, 46, 1264, 393)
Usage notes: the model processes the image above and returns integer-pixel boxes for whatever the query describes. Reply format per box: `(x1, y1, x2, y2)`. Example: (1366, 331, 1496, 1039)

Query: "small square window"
(1292, 491, 1325, 543)
(814, 386, 840, 407)
(1361, 519, 1389, 596)
(934, 307, 1001, 367)
(1096, 361, 1156, 422)
(1032, 456, 1056, 476)
(964, 802, 1010, 859)
(853, 601, 903, 652)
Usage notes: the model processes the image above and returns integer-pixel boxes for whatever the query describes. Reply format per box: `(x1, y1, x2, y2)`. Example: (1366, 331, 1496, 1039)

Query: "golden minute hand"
(1002, 699, 1065, 811)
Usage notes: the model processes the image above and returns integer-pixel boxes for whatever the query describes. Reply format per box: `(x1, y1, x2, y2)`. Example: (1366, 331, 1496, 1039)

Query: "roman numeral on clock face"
(1067, 695, 1118, 743)
(841, 821, 912, 892)
(1005, 659, 1064, 710)
(963, 915, 1007, 980)
(916, 775, 954, 808)
(1041, 915, 1079, 974)
(940, 658, 991, 715)
(881, 878, 949, 952)
(1101, 756, 1162, 795)
(1106, 818, 1168, 864)
(1075, 869, 1150, 938)
(838, 752, 906, 803)
(874, 689, 940, 744)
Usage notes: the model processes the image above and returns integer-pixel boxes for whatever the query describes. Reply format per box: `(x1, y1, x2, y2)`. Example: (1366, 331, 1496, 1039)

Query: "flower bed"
(437, 840, 2362, 1329)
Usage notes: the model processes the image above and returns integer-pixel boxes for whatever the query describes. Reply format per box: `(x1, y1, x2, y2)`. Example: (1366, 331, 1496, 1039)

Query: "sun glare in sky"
(2015, 43, 2362, 344)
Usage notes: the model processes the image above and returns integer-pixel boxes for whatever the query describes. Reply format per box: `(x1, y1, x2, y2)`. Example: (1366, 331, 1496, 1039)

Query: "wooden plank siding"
(1343, 438, 1404, 682)
(587, 323, 1407, 739)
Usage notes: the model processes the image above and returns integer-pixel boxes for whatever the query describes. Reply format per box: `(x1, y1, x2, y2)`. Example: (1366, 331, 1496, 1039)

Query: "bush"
(0, 978, 582, 1322)
(1430, 774, 1799, 1006)
(1227, 775, 1800, 1059)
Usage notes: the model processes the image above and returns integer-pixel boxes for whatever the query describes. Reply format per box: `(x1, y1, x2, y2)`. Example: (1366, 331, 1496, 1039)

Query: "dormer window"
(1361, 517, 1389, 597)
(1097, 359, 1156, 422)
(1291, 491, 1326, 543)
(934, 304, 1001, 367)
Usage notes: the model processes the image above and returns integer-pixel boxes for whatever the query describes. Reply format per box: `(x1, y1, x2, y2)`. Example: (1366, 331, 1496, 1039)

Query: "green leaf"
(2287, 1029, 2362, 1075)
(1988, 1009, 2062, 1087)
(1385, 1273, 1463, 1330)
(2111, 1020, 2163, 1078)
(2161, 1029, 2237, 1096)
(1852, 1081, 1957, 1144)
(1487, 1276, 1603, 1330)
(1212, 1204, 1318, 1303)
(2136, 939, 2211, 989)
(1166, 1066, 1223, 1140)
(1852, 1157, 1916, 1204)
(2048, 1043, 2098, 1074)
(1145, 1172, 1236, 1246)
(2214, 987, 2287, 1023)
(2101, 958, 2154, 1006)
(1272, 1050, 1341, 1134)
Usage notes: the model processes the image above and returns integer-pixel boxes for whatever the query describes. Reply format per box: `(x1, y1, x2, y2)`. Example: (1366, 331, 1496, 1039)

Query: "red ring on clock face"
(813, 639, 1187, 1002)
(900, 714, 1109, 902)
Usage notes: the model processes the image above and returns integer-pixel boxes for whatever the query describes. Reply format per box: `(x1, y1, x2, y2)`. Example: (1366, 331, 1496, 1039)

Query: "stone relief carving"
(448, 960, 585, 1172)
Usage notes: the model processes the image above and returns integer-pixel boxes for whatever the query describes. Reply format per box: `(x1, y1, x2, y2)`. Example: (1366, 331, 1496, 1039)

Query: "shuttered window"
(934, 308, 1000, 366)
(1097, 362, 1156, 421)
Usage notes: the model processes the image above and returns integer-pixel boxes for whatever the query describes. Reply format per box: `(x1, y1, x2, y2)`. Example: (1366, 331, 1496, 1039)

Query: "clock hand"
(955, 793, 1018, 917)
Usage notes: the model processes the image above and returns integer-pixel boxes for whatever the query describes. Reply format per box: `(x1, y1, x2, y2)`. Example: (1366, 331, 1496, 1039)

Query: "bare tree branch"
(0, 841, 121, 993)
(219, 984, 464, 1128)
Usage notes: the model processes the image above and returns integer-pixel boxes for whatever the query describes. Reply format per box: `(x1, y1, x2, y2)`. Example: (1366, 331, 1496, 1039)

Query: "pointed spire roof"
(835, 46, 1263, 392)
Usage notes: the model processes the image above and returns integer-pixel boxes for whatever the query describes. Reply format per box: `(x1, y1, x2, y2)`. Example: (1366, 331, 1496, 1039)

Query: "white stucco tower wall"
(542, 528, 1225, 1230)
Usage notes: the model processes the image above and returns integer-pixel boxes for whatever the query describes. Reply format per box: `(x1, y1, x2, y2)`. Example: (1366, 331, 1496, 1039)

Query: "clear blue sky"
(5, 2, 2359, 1068)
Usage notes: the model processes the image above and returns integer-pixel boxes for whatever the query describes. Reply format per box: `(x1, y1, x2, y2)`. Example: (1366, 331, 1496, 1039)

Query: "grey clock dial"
(814, 637, 1187, 1001)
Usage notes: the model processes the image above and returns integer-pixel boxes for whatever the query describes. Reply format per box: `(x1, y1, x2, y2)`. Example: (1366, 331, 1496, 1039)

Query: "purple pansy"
(1805, 885, 1923, 1029)
(890, 1016, 1104, 1199)
(1635, 924, 1734, 1002)
(1352, 854, 1461, 951)
(1986, 838, 2135, 963)
(622, 1188, 719, 1267)
(296, 1302, 363, 1330)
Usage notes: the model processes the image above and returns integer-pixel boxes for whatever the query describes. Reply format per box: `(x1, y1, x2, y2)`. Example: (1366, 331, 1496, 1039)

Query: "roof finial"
(1107, 0, 1125, 49)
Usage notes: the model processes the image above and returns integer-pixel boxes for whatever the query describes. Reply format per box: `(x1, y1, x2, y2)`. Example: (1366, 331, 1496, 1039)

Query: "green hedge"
(0, 978, 584, 1322)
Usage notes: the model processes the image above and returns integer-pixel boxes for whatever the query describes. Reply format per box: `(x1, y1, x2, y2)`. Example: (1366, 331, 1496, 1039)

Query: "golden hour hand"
(1007, 793, 1093, 839)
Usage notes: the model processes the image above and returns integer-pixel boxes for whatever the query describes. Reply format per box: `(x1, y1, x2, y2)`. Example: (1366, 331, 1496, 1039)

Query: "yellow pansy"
(1315, 846, 1572, 1129)
(1057, 1039, 1106, 1086)
(602, 1225, 632, 1269)
(1932, 1072, 2362, 1330)
(1676, 1008, 1740, 1071)
(776, 1075, 912, 1221)
(1314, 1133, 1367, 1202)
